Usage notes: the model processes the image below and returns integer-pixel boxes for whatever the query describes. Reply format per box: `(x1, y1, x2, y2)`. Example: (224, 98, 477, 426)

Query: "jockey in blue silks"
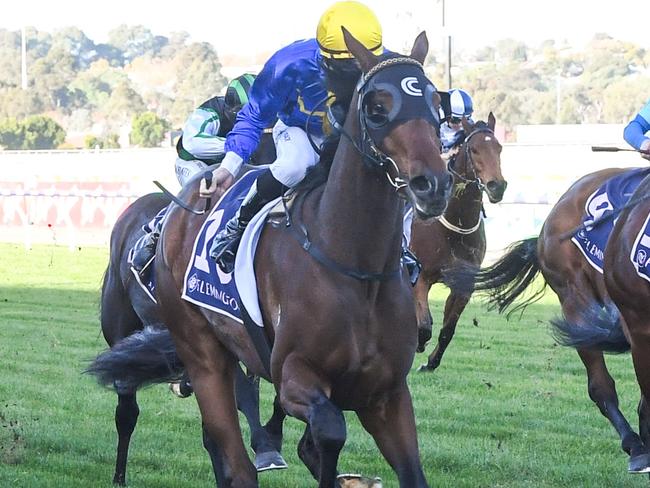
(624, 99, 650, 161)
(204, 1, 385, 273)
(439, 88, 474, 156)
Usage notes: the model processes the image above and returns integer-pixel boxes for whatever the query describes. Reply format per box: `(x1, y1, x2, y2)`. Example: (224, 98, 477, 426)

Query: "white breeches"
(269, 120, 321, 188)
(174, 158, 208, 187)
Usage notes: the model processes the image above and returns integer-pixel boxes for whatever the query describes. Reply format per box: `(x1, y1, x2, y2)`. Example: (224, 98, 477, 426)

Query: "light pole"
(440, 0, 452, 89)
(21, 26, 27, 89)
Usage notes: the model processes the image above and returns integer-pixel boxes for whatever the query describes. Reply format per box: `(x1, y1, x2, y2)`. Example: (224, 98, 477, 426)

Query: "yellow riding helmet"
(316, 1, 383, 59)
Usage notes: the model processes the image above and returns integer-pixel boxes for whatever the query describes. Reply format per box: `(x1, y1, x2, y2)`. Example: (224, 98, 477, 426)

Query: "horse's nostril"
(410, 176, 433, 193)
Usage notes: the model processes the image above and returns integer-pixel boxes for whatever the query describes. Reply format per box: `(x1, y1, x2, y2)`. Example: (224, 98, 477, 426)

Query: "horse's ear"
(410, 31, 428, 64)
(342, 27, 378, 73)
(488, 111, 496, 130)
(461, 116, 472, 133)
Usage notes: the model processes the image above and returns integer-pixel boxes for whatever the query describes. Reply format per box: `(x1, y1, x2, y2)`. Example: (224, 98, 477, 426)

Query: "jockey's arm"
(201, 54, 296, 196)
(181, 108, 226, 160)
(624, 100, 650, 160)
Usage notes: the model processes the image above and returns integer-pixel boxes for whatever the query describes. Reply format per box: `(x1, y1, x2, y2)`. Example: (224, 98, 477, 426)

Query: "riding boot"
(131, 231, 159, 272)
(401, 246, 422, 286)
(210, 169, 285, 273)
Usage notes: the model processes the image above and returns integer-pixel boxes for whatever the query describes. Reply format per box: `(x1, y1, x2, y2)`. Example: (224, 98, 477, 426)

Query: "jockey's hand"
(199, 167, 234, 198)
(640, 140, 650, 161)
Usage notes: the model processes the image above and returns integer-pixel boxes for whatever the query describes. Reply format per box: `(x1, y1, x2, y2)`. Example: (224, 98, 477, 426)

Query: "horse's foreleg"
(356, 384, 429, 488)
(420, 292, 470, 372)
(234, 365, 287, 471)
(279, 358, 346, 487)
(414, 279, 433, 353)
(638, 397, 650, 449)
(113, 386, 139, 486)
(577, 348, 648, 471)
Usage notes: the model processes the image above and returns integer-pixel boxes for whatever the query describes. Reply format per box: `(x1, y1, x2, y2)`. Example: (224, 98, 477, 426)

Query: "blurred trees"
(0, 115, 65, 149)
(130, 112, 169, 147)
(0, 25, 647, 149)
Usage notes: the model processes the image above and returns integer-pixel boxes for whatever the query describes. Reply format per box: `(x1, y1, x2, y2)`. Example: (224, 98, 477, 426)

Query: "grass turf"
(0, 243, 646, 487)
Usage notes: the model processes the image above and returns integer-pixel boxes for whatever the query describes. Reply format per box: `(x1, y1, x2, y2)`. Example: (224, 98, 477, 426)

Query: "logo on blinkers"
(400, 76, 422, 96)
(637, 249, 647, 267)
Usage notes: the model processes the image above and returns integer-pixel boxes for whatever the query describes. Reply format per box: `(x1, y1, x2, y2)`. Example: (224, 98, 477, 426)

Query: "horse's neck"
(445, 148, 483, 222)
(316, 129, 403, 272)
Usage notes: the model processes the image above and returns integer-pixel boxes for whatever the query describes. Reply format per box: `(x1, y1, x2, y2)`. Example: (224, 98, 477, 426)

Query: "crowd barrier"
(0, 145, 642, 256)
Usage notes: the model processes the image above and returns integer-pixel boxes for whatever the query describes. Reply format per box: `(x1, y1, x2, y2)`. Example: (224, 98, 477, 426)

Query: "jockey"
(205, 1, 385, 273)
(623, 99, 650, 161)
(131, 73, 256, 272)
(440, 88, 474, 158)
(175, 73, 257, 186)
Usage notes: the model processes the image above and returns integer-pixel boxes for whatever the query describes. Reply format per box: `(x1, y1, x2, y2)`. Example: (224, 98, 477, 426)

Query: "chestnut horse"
(551, 171, 650, 473)
(473, 167, 650, 473)
(604, 172, 650, 465)
(91, 30, 451, 487)
(95, 140, 279, 484)
(412, 114, 507, 371)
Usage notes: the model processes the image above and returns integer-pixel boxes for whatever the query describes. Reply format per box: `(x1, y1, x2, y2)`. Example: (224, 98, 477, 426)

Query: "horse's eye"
(364, 102, 388, 127)
(470, 146, 479, 154)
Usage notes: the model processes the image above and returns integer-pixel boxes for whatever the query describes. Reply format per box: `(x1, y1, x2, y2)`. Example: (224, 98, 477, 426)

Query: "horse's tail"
(474, 237, 545, 316)
(85, 327, 183, 390)
(550, 301, 630, 353)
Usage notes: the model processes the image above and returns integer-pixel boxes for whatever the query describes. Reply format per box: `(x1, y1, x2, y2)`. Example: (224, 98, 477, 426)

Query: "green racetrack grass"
(0, 243, 647, 487)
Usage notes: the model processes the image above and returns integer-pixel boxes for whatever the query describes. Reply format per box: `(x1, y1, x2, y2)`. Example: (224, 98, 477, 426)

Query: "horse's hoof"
(628, 452, 650, 473)
(169, 382, 192, 398)
(417, 363, 433, 373)
(337, 473, 382, 487)
(254, 451, 288, 472)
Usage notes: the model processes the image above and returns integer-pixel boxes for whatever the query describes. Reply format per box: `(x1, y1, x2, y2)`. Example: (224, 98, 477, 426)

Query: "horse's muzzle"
(408, 172, 453, 219)
(485, 180, 508, 203)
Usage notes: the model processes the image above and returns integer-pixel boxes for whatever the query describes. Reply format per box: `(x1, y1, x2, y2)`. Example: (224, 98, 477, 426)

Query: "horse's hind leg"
(356, 383, 428, 487)
(263, 393, 286, 454)
(113, 384, 139, 485)
(420, 291, 470, 372)
(101, 266, 144, 485)
(234, 365, 287, 471)
(577, 348, 648, 471)
(185, 351, 257, 487)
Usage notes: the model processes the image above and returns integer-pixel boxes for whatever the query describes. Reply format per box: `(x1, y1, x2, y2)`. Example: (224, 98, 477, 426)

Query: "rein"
(285, 187, 402, 282)
(440, 126, 494, 235)
(447, 127, 493, 192)
(287, 55, 438, 282)
(558, 189, 650, 242)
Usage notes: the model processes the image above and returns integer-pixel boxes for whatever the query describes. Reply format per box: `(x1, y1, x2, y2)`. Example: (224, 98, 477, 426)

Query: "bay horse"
(412, 114, 507, 371)
(97, 137, 279, 484)
(472, 166, 650, 473)
(91, 29, 451, 487)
